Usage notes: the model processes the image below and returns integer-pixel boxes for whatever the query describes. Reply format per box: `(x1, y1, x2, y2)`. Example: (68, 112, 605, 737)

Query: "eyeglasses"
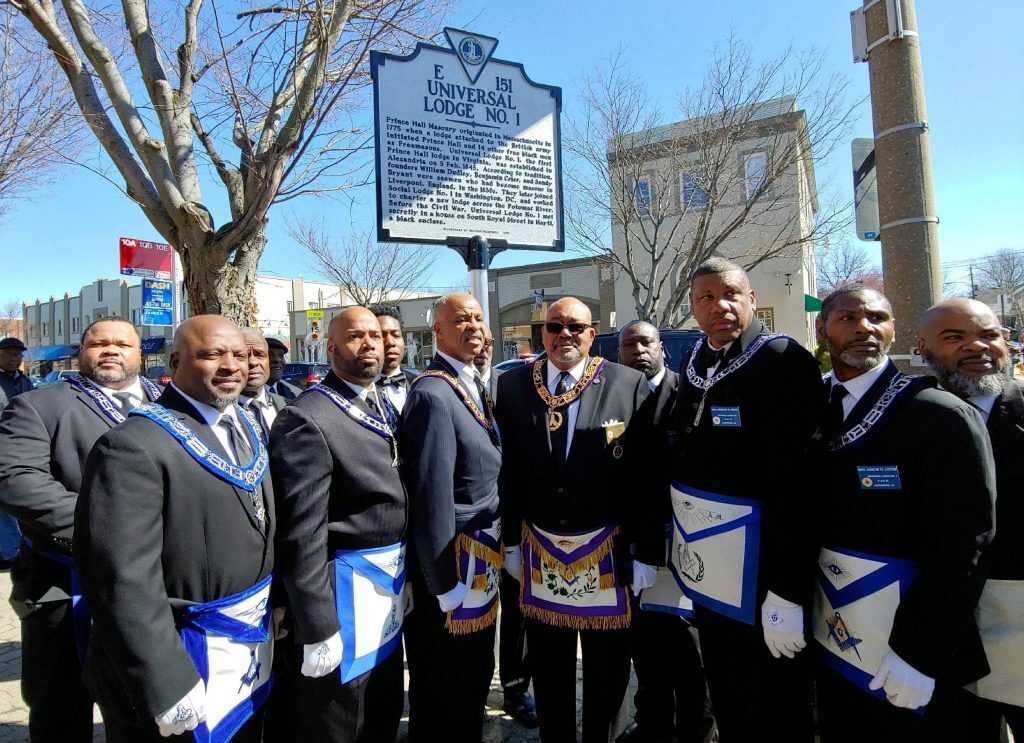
(544, 322, 590, 335)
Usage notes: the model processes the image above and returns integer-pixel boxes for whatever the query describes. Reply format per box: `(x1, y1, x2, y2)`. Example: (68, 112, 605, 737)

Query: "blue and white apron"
(813, 546, 916, 701)
(520, 523, 631, 630)
(447, 520, 502, 634)
(639, 524, 694, 619)
(669, 483, 761, 625)
(333, 542, 407, 683)
(176, 575, 274, 743)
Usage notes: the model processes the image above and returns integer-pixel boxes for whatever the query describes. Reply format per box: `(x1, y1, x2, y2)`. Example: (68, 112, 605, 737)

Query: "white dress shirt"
(827, 357, 890, 421)
(378, 369, 409, 413)
(240, 386, 279, 430)
(171, 383, 247, 464)
(547, 357, 589, 454)
(705, 340, 735, 376)
(647, 367, 666, 393)
(968, 392, 998, 421)
(97, 377, 146, 410)
(436, 350, 484, 407)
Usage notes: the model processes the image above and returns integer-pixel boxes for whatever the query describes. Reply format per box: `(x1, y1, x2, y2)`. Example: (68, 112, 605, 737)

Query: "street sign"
(852, 139, 880, 241)
(306, 309, 325, 320)
(371, 27, 563, 251)
(119, 237, 174, 279)
(141, 279, 173, 326)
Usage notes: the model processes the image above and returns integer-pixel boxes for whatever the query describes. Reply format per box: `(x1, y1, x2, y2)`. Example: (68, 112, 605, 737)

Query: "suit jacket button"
(685, 426, 693, 434)
(556, 486, 565, 494)
(559, 519, 568, 527)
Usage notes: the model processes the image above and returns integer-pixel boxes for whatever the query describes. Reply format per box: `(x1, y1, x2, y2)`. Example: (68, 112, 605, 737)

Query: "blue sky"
(2, 0, 1022, 306)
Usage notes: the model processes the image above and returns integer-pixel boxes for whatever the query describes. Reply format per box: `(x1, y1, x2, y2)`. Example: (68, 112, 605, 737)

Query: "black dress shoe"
(502, 690, 539, 728)
(616, 722, 676, 743)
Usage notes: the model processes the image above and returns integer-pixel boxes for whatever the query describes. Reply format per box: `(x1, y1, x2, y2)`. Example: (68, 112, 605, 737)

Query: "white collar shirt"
(437, 349, 484, 408)
(378, 369, 409, 414)
(171, 383, 247, 465)
(546, 357, 589, 454)
(968, 392, 999, 421)
(706, 340, 735, 376)
(96, 377, 146, 410)
(240, 386, 278, 430)
(647, 367, 666, 393)
(827, 357, 891, 420)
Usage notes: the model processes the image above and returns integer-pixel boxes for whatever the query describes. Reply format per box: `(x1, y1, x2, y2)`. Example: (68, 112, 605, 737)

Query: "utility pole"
(861, 0, 940, 367)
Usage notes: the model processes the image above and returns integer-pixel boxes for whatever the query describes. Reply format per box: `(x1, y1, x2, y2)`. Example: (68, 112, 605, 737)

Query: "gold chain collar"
(532, 356, 605, 409)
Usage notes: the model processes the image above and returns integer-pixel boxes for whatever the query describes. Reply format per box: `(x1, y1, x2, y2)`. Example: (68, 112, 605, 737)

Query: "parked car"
(40, 370, 79, 386)
(145, 366, 173, 386)
(593, 328, 705, 372)
(494, 353, 539, 373)
(282, 362, 331, 389)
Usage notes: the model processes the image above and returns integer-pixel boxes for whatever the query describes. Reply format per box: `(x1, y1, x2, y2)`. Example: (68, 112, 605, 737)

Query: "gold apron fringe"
(599, 573, 616, 590)
(519, 600, 632, 631)
(531, 568, 542, 585)
(522, 523, 620, 581)
(456, 531, 503, 570)
(445, 600, 499, 635)
(471, 574, 488, 591)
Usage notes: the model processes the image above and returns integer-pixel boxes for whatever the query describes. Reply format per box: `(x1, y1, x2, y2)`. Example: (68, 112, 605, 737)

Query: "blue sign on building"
(142, 279, 173, 327)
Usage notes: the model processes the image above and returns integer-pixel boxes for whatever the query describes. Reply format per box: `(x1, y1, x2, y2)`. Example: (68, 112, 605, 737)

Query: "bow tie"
(379, 374, 407, 389)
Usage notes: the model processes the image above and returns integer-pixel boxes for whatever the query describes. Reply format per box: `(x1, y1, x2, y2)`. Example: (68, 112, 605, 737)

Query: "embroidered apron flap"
(177, 576, 274, 743)
(333, 542, 407, 684)
(669, 483, 762, 625)
(447, 521, 502, 635)
(813, 546, 916, 701)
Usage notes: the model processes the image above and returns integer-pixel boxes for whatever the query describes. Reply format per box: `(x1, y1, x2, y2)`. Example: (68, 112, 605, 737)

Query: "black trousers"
(696, 608, 814, 743)
(527, 619, 631, 743)
(16, 561, 93, 743)
(405, 578, 496, 743)
(630, 608, 715, 743)
(962, 690, 1024, 742)
(261, 632, 298, 743)
(817, 665, 970, 742)
(290, 641, 404, 742)
(102, 706, 264, 743)
(498, 573, 530, 695)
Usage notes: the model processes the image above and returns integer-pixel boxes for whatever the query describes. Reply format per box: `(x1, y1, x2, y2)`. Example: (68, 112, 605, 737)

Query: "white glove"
(868, 651, 935, 709)
(761, 591, 807, 659)
(154, 678, 205, 737)
(503, 546, 522, 581)
(436, 582, 468, 613)
(631, 560, 657, 593)
(301, 631, 342, 678)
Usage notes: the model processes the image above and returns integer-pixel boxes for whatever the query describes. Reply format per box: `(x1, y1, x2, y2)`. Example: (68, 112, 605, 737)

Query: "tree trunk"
(181, 222, 266, 326)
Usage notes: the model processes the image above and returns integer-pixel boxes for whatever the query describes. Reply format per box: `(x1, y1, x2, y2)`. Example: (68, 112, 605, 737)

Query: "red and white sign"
(119, 237, 173, 280)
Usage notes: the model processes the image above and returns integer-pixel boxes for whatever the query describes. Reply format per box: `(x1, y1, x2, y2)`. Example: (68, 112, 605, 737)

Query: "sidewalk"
(0, 571, 629, 742)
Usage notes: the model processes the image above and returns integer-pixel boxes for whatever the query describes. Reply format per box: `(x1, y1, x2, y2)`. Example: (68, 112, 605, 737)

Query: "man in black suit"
(375, 311, 418, 416)
(76, 315, 275, 742)
(474, 325, 539, 728)
(496, 297, 658, 743)
(267, 337, 302, 399)
(918, 297, 1022, 740)
(0, 317, 161, 742)
(270, 306, 407, 742)
(616, 321, 715, 743)
(400, 292, 503, 742)
(239, 328, 289, 443)
(813, 288, 995, 741)
(664, 258, 824, 742)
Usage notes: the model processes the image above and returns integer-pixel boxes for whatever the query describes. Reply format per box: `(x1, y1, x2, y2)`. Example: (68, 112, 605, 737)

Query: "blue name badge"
(857, 465, 902, 491)
(710, 406, 742, 427)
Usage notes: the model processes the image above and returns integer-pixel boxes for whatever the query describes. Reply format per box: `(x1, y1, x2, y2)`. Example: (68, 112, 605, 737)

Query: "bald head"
(618, 321, 663, 378)
(170, 315, 248, 409)
(543, 296, 596, 370)
(326, 306, 383, 386)
(433, 292, 485, 362)
(917, 297, 1008, 398)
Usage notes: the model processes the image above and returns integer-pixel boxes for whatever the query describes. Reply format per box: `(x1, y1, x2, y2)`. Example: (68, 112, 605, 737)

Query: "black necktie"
(220, 416, 253, 464)
(112, 392, 136, 416)
(379, 374, 407, 389)
(701, 344, 726, 374)
(246, 400, 270, 444)
(550, 371, 572, 465)
(828, 383, 849, 435)
(474, 374, 495, 426)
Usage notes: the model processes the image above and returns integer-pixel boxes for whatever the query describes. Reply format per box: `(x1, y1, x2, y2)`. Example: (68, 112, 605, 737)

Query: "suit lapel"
(72, 386, 117, 428)
(567, 358, 603, 465)
(989, 382, 1024, 446)
(653, 370, 678, 425)
(157, 387, 268, 537)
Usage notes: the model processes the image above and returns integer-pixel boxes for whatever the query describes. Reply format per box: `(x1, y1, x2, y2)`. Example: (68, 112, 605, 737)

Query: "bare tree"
(566, 38, 860, 326)
(816, 237, 882, 295)
(0, 300, 22, 338)
(10, 0, 448, 323)
(0, 9, 83, 217)
(975, 249, 1024, 326)
(290, 220, 433, 307)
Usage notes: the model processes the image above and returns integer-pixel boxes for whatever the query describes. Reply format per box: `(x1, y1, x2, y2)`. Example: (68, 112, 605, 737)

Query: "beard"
(86, 360, 139, 386)
(827, 337, 893, 371)
(208, 390, 239, 410)
(923, 352, 1007, 398)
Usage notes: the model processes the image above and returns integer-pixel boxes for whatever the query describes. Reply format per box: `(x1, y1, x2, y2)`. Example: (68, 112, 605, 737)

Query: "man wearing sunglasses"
(496, 297, 660, 742)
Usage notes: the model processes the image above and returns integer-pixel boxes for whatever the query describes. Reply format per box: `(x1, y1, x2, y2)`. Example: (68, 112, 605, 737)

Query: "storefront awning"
(26, 344, 79, 362)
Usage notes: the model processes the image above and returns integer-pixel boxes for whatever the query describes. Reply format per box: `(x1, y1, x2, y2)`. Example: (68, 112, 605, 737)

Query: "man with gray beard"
(813, 287, 996, 742)
(919, 298, 1024, 740)
(0, 317, 162, 742)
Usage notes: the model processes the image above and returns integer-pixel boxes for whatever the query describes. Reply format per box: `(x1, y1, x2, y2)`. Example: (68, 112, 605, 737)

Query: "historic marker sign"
(371, 28, 564, 251)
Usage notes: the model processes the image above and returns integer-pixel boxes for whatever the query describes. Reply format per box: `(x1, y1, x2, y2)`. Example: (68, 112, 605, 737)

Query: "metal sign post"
(371, 28, 564, 327)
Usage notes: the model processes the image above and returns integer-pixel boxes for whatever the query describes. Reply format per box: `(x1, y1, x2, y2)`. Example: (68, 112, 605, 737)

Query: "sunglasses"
(544, 322, 591, 335)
